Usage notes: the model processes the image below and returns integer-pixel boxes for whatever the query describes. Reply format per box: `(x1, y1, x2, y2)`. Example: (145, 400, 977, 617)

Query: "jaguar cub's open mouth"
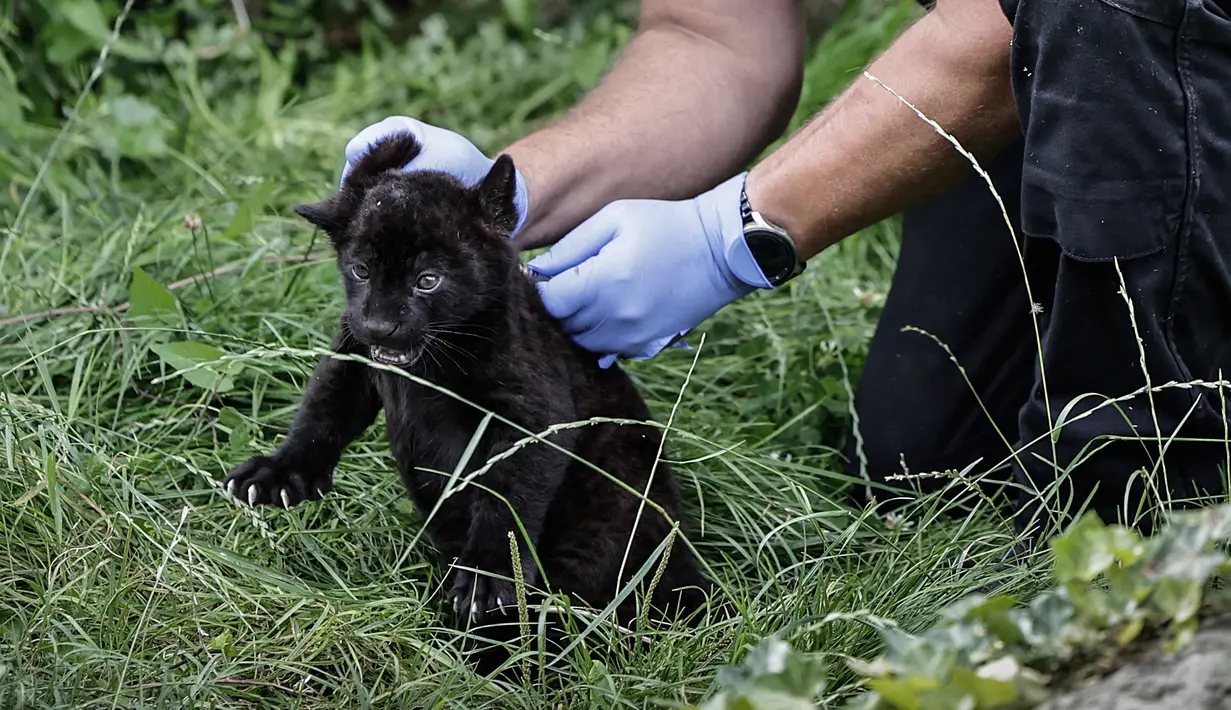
(369, 345, 418, 366)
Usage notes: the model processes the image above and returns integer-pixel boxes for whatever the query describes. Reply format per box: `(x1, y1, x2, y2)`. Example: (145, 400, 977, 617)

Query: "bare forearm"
(508, 1, 804, 250)
(746, 0, 1019, 260)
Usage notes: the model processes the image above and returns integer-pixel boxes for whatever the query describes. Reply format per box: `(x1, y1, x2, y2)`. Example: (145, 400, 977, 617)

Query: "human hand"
(341, 116, 530, 234)
(527, 173, 773, 368)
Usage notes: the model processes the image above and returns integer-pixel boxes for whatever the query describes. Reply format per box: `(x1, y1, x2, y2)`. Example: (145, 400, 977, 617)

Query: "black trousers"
(846, 0, 1231, 534)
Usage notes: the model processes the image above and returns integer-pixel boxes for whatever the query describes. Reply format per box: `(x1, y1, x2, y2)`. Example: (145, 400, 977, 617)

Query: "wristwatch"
(739, 185, 805, 288)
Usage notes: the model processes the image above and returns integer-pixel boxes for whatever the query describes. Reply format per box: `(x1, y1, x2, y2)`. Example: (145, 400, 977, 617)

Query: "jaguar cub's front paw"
(448, 567, 518, 625)
(223, 453, 332, 509)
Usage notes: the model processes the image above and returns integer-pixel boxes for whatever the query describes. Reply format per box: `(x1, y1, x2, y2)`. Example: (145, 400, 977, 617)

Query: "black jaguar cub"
(223, 132, 708, 639)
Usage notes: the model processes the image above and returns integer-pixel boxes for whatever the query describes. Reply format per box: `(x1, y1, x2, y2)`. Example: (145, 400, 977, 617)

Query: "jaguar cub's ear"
(474, 153, 520, 234)
(294, 132, 425, 244)
(292, 193, 353, 242)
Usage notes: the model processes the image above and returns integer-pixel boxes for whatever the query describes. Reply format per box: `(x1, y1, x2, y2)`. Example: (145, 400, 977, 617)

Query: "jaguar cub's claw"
(448, 568, 516, 625)
(222, 453, 333, 509)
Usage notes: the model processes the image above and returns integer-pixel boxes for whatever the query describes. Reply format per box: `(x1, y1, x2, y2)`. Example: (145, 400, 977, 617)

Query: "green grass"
(0, 2, 1068, 707)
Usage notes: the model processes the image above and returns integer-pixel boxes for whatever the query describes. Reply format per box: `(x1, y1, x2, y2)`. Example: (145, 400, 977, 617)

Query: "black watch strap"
(740, 187, 756, 225)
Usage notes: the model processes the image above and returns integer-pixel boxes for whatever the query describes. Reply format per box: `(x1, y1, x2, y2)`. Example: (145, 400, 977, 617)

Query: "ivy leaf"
(1115, 616, 1145, 646)
(150, 341, 241, 393)
(826, 503, 1231, 710)
(1051, 513, 1120, 585)
(702, 638, 827, 709)
(1150, 577, 1204, 627)
(1066, 581, 1135, 630)
(963, 595, 1025, 647)
(946, 660, 1018, 707)
(1014, 589, 1083, 660)
(865, 675, 938, 710)
(879, 630, 956, 679)
(923, 620, 1000, 668)
(1167, 616, 1199, 653)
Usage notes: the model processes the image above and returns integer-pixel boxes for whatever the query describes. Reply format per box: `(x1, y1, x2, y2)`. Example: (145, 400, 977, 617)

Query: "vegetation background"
(11, 1, 1212, 708)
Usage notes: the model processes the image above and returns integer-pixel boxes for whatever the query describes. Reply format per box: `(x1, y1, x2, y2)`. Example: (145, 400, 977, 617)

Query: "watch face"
(745, 229, 797, 284)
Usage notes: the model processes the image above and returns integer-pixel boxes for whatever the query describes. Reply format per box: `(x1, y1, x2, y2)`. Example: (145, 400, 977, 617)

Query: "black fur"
(224, 131, 710, 670)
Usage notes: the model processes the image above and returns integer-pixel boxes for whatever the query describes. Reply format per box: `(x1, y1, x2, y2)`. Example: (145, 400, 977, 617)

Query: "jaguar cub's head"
(292, 132, 521, 370)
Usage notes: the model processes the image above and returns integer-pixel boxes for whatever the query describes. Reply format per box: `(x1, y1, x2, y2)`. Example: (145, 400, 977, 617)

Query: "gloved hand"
(341, 116, 531, 234)
(527, 172, 774, 368)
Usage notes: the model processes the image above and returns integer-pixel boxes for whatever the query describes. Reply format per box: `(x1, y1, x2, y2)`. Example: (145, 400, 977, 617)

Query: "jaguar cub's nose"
(365, 319, 401, 342)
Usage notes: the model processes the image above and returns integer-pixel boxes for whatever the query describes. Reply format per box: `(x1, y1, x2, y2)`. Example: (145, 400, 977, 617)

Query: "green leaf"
(0, 51, 28, 128)
(1115, 616, 1144, 646)
(570, 39, 610, 88)
(879, 631, 955, 679)
(44, 23, 96, 65)
(208, 629, 238, 658)
(1150, 577, 1204, 626)
(150, 341, 240, 393)
(1167, 616, 1199, 652)
(110, 95, 161, 126)
(865, 675, 937, 710)
(1051, 513, 1122, 584)
(218, 406, 251, 454)
(218, 406, 244, 430)
(128, 267, 179, 325)
(964, 596, 1025, 647)
(709, 638, 827, 708)
(1015, 589, 1082, 657)
(586, 660, 618, 709)
(951, 665, 1017, 707)
(923, 620, 1000, 668)
(92, 95, 170, 159)
(219, 180, 276, 241)
(59, 0, 111, 43)
(501, 0, 537, 34)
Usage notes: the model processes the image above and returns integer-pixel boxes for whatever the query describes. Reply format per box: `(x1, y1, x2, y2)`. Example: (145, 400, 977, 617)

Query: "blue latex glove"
(341, 116, 531, 234)
(527, 173, 774, 368)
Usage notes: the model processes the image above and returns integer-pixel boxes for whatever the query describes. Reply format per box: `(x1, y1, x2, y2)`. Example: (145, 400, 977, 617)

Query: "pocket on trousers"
(1013, 0, 1191, 261)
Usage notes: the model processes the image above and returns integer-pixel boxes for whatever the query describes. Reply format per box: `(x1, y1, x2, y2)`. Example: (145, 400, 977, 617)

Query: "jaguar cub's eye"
(416, 273, 442, 292)
(350, 264, 369, 281)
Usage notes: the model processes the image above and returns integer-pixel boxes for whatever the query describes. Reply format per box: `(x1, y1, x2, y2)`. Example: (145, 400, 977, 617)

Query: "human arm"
(505, 0, 805, 249)
(744, 0, 1020, 260)
(341, 0, 805, 248)
(528, 0, 1021, 362)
